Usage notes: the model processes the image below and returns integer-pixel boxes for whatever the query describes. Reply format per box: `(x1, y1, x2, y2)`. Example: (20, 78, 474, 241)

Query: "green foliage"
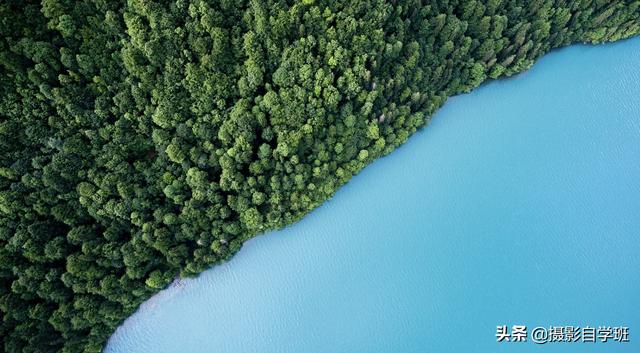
(1, 0, 638, 352)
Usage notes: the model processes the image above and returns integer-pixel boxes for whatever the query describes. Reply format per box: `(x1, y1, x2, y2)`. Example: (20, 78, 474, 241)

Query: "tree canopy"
(1, 0, 639, 352)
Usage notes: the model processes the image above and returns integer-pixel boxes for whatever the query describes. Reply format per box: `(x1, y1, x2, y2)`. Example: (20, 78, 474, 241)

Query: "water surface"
(106, 37, 640, 353)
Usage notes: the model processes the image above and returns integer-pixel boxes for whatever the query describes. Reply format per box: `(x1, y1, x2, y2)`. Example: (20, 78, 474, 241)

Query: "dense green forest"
(1, 0, 639, 351)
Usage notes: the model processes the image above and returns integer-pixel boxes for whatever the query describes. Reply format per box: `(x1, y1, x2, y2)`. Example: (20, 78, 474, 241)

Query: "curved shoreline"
(107, 38, 640, 353)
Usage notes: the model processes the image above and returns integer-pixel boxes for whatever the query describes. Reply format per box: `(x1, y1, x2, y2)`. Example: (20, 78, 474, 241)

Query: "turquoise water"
(105, 37, 640, 353)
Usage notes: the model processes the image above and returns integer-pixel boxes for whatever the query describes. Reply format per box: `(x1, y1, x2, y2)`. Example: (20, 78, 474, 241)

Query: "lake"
(105, 37, 640, 353)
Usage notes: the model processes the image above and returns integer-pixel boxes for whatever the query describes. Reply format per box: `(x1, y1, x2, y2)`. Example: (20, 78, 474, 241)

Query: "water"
(105, 37, 640, 353)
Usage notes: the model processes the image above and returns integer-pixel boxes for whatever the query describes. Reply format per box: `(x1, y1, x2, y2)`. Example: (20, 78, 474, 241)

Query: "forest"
(1, 0, 639, 352)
